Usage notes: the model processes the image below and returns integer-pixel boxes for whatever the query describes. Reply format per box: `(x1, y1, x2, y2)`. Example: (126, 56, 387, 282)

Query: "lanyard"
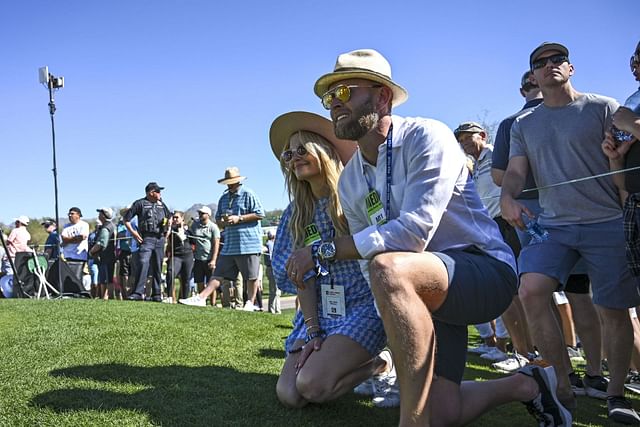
(385, 124, 393, 219)
(361, 124, 393, 219)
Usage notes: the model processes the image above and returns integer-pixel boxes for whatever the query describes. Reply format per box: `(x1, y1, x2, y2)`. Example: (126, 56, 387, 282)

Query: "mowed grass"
(0, 299, 635, 426)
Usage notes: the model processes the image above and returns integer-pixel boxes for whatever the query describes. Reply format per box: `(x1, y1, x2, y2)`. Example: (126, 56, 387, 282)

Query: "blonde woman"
(269, 112, 388, 408)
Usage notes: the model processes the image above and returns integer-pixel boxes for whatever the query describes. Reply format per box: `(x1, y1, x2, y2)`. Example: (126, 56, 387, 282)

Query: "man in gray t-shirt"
(501, 41, 640, 423)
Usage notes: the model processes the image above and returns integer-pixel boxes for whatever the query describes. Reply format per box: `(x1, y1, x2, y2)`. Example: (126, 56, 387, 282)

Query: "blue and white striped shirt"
(215, 185, 264, 255)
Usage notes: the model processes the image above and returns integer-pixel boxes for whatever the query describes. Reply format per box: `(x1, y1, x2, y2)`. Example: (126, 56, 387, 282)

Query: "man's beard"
(334, 99, 379, 140)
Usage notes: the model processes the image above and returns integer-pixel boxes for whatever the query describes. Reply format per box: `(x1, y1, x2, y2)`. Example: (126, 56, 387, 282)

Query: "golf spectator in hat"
(41, 219, 59, 261)
(180, 168, 265, 309)
(285, 47, 572, 425)
(124, 182, 171, 301)
(61, 207, 90, 282)
(1, 215, 31, 274)
(214, 167, 265, 311)
(90, 208, 117, 300)
(189, 205, 221, 297)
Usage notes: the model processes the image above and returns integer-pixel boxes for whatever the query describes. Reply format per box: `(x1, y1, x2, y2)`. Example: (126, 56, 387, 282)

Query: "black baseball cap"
(520, 71, 538, 90)
(41, 218, 56, 227)
(529, 42, 569, 68)
(68, 207, 83, 217)
(145, 182, 165, 193)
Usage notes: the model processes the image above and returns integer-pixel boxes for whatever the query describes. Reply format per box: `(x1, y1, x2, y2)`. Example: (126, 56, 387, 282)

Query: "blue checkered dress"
(273, 197, 386, 356)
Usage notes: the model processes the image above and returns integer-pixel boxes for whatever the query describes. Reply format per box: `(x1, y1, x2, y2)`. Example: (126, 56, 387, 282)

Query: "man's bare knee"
(369, 253, 409, 295)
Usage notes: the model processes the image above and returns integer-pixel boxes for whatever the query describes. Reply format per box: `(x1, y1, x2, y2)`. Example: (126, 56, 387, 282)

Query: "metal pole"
(48, 78, 63, 296)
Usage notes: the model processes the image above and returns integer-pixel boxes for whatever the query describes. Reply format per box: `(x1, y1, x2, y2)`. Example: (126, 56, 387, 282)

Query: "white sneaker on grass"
(492, 353, 529, 373)
(480, 347, 508, 362)
(242, 301, 257, 312)
(178, 295, 206, 307)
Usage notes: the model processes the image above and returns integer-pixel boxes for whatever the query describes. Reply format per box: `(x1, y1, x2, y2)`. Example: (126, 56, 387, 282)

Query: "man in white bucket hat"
(286, 48, 571, 426)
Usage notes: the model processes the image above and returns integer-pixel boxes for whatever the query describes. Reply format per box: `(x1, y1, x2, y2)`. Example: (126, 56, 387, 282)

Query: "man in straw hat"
(285, 48, 570, 425)
(182, 167, 265, 311)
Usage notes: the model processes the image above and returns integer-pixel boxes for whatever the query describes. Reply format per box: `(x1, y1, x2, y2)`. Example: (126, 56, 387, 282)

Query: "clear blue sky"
(2, 0, 638, 225)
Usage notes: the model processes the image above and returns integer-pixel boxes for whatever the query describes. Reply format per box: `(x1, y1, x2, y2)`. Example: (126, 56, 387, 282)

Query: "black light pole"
(40, 66, 64, 296)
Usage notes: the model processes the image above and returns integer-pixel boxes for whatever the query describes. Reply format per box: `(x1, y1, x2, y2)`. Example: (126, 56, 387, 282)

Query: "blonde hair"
(280, 131, 348, 247)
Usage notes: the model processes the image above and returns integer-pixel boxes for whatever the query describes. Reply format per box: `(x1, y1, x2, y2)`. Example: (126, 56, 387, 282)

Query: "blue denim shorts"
(519, 218, 640, 309)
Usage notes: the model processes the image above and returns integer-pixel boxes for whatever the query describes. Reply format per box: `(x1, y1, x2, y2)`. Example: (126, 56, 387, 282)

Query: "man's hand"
(500, 195, 532, 230)
(285, 246, 314, 289)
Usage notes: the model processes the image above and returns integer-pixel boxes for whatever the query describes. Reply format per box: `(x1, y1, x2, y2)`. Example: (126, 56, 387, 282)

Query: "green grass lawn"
(0, 299, 635, 426)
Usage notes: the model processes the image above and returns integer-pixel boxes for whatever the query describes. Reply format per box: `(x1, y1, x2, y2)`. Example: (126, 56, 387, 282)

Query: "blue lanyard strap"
(385, 124, 393, 219)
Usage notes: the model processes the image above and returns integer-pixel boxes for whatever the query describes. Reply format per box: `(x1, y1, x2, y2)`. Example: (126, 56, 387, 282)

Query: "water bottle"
(612, 90, 640, 143)
(522, 213, 549, 244)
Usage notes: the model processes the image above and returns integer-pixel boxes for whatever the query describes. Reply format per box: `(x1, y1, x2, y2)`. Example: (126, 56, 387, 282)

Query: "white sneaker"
(468, 343, 493, 354)
(242, 301, 257, 312)
(178, 295, 205, 307)
(492, 353, 529, 373)
(371, 363, 400, 408)
(162, 297, 174, 304)
(480, 347, 508, 362)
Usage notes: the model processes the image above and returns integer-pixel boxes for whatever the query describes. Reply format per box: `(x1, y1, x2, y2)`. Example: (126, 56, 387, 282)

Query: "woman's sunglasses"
(281, 145, 308, 162)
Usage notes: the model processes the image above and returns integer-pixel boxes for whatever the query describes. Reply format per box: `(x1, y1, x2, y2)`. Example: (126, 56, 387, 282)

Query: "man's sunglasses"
(321, 84, 382, 110)
(281, 145, 308, 162)
(531, 54, 569, 70)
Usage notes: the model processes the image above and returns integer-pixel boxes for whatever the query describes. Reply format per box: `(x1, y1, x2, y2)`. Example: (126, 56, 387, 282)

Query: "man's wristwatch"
(318, 241, 337, 262)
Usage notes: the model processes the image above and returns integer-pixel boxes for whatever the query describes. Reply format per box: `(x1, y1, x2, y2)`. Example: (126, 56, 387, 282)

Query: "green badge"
(365, 190, 387, 225)
(303, 223, 321, 246)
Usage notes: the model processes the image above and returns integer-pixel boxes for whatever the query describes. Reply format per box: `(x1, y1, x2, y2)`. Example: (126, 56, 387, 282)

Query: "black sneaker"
(582, 374, 609, 400)
(127, 293, 143, 301)
(568, 371, 585, 396)
(608, 396, 640, 425)
(519, 364, 572, 426)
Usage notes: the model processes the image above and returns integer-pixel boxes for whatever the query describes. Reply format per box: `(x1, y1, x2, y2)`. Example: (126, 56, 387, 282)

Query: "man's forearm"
(334, 235, 362, 261)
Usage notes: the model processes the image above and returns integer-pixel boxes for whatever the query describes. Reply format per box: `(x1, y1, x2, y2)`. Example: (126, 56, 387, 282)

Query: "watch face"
(319, 242, 336, 260)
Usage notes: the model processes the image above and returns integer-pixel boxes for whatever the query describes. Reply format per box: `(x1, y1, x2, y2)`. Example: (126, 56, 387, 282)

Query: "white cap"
(197, 206, 212, 215)
(14, 215, 29, 226)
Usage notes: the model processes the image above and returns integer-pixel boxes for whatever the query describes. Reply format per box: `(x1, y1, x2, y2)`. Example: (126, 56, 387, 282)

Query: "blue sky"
(2, 0, 638, 224)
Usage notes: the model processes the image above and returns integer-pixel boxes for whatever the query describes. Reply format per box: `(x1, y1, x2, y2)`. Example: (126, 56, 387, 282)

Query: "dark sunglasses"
(321, 84, 382, 110)
(531, 54, 569, 70)
(281, 145, 308, 162)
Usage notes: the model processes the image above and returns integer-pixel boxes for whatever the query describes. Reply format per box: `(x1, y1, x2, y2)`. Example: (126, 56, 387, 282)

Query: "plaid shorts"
(624, 193, 640, 276)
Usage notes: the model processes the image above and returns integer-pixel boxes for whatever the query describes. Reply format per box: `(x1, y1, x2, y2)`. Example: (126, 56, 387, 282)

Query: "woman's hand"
(295, 337, 323, 374)
(285, 246, 314, 290)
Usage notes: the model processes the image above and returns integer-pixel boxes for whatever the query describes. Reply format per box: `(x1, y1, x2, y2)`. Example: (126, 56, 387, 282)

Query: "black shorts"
(564, 274, 590, 294)
(193, 259, 214, 284)
(118, 250, 131, 276)
(432, 249, 517, 384)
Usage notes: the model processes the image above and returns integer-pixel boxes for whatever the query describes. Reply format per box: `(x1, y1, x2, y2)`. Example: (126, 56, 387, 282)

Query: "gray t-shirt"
(510, 93, 621, 226)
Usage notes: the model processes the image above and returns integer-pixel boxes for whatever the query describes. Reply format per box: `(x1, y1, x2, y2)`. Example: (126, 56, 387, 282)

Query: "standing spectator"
(1, 216, 31, 274)
(215, 167, 265, 311)
(166, 211, 194, 303)
(501, 42, 640, 423)
(116, 207, 134, 297)
(89, 208, 117, 300)
(264, 230, 281, 314)
(41, 219, 59, 261)
(189, 206, 221, 300)
(60, 207, 90, 283)
(124, 182, 171, 302)
(286, 48, 568, 425)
